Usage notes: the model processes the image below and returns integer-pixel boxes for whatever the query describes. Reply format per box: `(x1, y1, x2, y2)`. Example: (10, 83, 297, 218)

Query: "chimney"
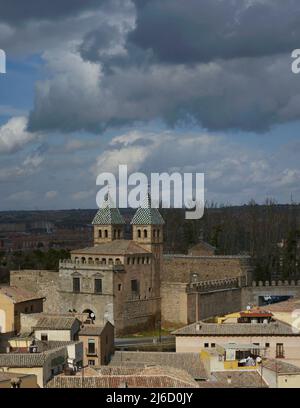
(196, 323, 201, 331)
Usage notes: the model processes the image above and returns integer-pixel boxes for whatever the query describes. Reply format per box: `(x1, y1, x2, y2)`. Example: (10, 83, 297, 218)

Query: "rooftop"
(79, 325, 107, 336)
(131, 193, 165, 226)
(263, 359, 300, 374)
(71, 240, 151, 256)
(47, 365, 198, 388)
(0, 285, 44, 303)
(34, 316, 79, 330)
(92, 195, 125, 225)
(172, 320, 298, 336)
(109, 351, 207, 380)
(211, 371, 268, 388)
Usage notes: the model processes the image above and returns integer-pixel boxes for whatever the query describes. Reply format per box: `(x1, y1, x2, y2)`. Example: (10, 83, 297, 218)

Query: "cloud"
(0, 116, 38, 154)
(93, 130, 300, 203)
(130, 0, 300, 64)
(27, 49, 300, 133)
(45, 190, 58, 199)
(0, 0, 107, 24)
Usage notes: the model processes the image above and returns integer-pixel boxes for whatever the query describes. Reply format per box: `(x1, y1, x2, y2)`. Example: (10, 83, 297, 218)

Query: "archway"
(83, 309, 96, 323)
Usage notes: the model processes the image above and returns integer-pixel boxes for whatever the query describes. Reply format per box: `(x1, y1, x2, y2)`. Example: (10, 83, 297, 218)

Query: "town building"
(0, 339, 83, 387)
(172, 317, 300, 367)
(32, 315, 81, 342)
(262, 359, 300, 388)
(0, 372, 38, 388)
(0, 286, 44, 352)
(79, 321, 114, 367)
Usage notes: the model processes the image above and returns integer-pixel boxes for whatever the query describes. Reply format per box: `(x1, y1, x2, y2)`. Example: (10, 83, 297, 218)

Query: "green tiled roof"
(92, 194, 125, 225)
(131, 193, 165, 225)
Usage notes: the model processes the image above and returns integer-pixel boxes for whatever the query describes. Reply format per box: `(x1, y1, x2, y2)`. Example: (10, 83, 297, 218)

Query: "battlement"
(187, 277, 240, 293)
(252, 280, 300, 287)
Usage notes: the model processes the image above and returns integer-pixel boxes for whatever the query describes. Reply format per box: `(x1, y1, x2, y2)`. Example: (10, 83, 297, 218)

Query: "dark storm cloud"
(25, 0, 300, 133)
(129, 0, 300, 63)
(0, 0, 107, 24)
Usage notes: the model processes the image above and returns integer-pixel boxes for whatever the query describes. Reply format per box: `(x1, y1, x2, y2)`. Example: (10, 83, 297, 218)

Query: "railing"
(59, 259, 124, 271)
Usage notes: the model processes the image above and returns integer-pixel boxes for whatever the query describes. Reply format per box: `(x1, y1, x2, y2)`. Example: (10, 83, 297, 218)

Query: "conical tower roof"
(92, 193, 125, 225)
(131, 193, 165, 225)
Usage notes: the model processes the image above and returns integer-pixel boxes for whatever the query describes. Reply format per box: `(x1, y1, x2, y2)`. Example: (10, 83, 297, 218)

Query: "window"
(113, 229, 116, 239)
(25, 307, 28, 313)
(144, 229, 148, 238)
(118, 284, 122, 291)
(138, 229, 141, 238)
(104, 229, 108, 238)
(265, 343, 270, 348)
(204, 343, 209, 348)
(276, 343, 284, 358)
(73, 277, 80, 293)
(88, 360, 95, 366)
(131, 279, 139, 294)
(211, 343, 216, 348)
(153, 229, 156, 238)
(88, 339, 96, 354)
(157, 229, 160, 238)
(30, 305, 34, 312)
(41, 334, 48, 341)
(127, 258, 130, 265)
(102, 258, 106, 264)
(108, 258, 113, 265)
(118, 230, 121, 238)
(98, 230, 102, 238)
(95, 279, 102, 294)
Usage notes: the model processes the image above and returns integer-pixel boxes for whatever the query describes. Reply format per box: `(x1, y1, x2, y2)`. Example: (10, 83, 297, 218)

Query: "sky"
(0, 0, 300, 210)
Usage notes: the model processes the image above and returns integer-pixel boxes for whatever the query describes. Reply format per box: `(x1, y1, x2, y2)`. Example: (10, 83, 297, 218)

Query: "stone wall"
(162, 255, 252, 284)
(161, 283, 188, 327)
(187, 288, 242, 323)
(10, 270, 60, 314)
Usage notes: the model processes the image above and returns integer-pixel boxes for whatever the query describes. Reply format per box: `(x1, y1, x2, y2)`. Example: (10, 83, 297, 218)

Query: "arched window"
(88, 257, 93, 264)
(132, 257, 135, 265)
(113, 229, 117, 239)
(102, 258, 106, 264)
(81, 257, 86, 263)
(127, 257, 130, 265)
(137, 257, 140, 264)
(144, 229, 148, 238)
(153, 229, 156, 238)
(138, 229, 141, 238)
(118, 229, 121, 238)
(95, 258, 99, 264)
(157, 229, 160, 238)
(98, 230, 102, 238)
(108, 258, 113, 265)
(105, 229, 108, 238)
(116, 258, 121, 265)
